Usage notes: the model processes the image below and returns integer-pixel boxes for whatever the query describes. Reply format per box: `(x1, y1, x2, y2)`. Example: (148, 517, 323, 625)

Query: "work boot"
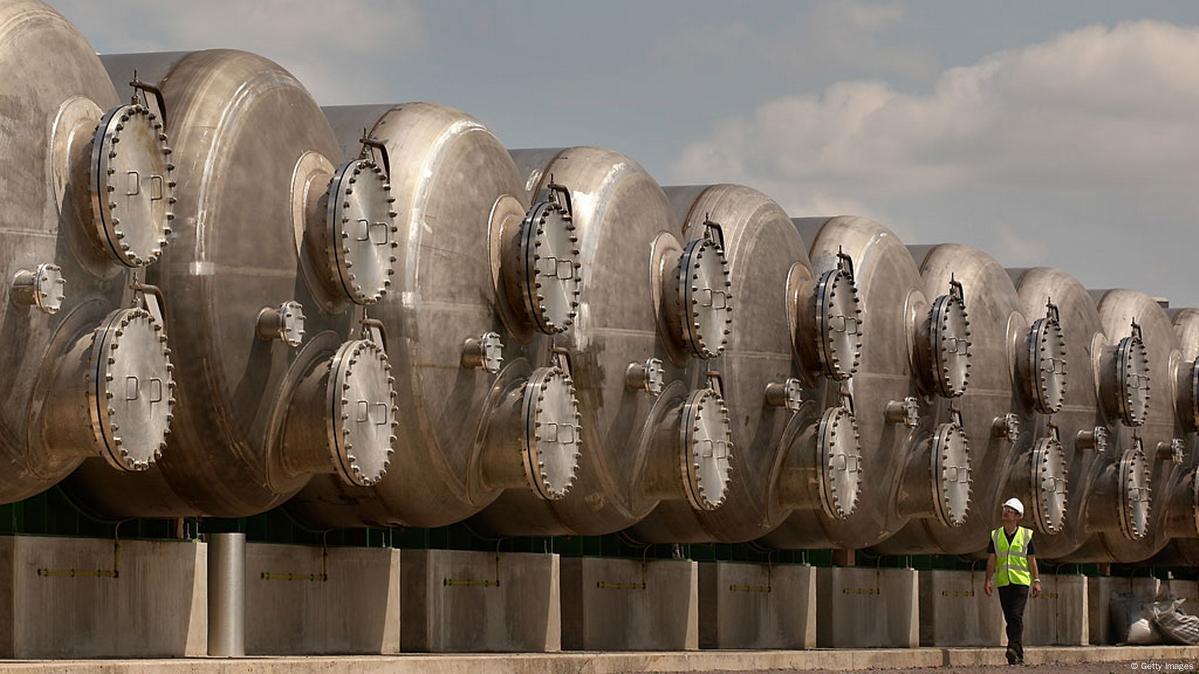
(1005, 646, 1018, 665)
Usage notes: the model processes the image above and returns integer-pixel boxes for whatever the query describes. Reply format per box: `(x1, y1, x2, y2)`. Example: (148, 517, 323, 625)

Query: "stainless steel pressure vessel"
(877, 244, 1044, 555)
(1003, 267, 1107, 559)
(68, 50, 398, 517)
(470, 148, 739, 536)
(1063, 290, 1186, 562)
(626, 184, 865, 544)
(287, 103, 584, 529)
(763, 217, 974, 549)
(0, 0, 177, 503)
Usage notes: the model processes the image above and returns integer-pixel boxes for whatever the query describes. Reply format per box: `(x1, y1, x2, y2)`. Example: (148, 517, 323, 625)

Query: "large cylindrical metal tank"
(1003, 267, 1107, 559)
(876, 244, 1049, 555)
(470, 148, 740, 536)
(67, 50, 398, 517)
(626, 184, 865, 544)
(763, 217, 974, 549)
(0, 0, 177, 502)
(286, 103, 584, 529)
(1064, 290, 1184, 562)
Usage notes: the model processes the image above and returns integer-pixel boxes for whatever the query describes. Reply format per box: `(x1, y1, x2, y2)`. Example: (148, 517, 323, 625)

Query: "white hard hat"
(1003, 497, 1025, 516)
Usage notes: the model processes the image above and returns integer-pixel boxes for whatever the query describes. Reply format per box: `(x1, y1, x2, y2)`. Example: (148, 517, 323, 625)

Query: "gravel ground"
(679, 662, 1196, 674)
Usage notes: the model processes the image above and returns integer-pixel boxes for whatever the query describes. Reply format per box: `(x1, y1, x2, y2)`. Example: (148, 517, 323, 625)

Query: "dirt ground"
(685, 661, 1195, 673)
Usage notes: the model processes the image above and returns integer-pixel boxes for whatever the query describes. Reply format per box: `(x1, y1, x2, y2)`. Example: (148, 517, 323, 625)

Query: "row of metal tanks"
(4, 0, 1197, 566)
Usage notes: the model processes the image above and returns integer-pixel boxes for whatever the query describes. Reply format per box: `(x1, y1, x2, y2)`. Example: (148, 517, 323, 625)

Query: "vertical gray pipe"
(207, 532, 246, 656)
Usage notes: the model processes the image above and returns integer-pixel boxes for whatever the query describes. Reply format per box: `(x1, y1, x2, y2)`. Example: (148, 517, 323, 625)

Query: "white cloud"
(673, 20, 1199, 212)
(53, 0, 426, 103)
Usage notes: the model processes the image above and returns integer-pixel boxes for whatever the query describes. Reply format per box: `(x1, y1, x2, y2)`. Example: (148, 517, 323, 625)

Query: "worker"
(983, 497, 1042, 666)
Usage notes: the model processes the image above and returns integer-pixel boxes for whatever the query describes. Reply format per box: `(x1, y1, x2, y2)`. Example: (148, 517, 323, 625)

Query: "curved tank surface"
(876, 244, 1036, 555)
(0, 0, 177, 504)
(627, 184, 866, 544)
(470, 147, 740, 536)
(763, 217, 971, 550)
(1064, 290, 1185, 562)
(1149, 308, 1199, 565)
(68, 50, 398, 518)
(286, 102, 584, 529)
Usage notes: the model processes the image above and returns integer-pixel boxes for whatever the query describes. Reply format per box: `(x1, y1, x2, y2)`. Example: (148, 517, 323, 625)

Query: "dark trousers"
(998, 584, 1030, 663)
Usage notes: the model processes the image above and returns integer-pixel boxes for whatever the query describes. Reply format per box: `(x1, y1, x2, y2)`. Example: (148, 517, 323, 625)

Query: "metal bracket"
(704, 369, 725, 398)
(360, 315, 388, 352)
(701, 214, 726, 252)
(359, 133, 392, 179)
(544, 174, 573, 222)
(551, 345, 575, 378)
(129, 71, 167, 128)
(131, 280, 166, 328)
(835, 246, 855, 282)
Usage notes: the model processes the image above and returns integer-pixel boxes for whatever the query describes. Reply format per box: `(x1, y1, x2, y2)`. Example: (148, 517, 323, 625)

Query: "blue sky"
(56, 0, 1199, 305)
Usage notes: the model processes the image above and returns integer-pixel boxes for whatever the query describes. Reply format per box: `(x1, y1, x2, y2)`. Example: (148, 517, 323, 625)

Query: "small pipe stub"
(328, 339, 397, 487)
(11, 263, 65, 315)
(462, 331, 504, 374)
(1157, 438, 1186, 465)
(324, 158, 397, 305)
(680, 386, 734, 511)
(90, 101, 175, 268)
(885, 397, 920, 429)
(1024, 301, 1068, 414)
(765, 378, 804, 412)
(816, 405, 863, 519)
(1076, 426, 1109, 453)
(521, 365, 582, 500)
(256, 301, 305, 347)
(992, 413, 1021, 443)
(674, 225, 733, 360)
(625, 358, 665, 396)
(1031, 435, 1068, 535)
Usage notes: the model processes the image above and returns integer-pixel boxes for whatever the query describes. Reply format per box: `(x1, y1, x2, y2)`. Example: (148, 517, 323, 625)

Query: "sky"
(54, 0, 1199, 306)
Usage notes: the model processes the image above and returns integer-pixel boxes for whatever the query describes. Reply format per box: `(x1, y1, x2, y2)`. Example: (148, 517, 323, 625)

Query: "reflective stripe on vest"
(993, 526, 1032, 587)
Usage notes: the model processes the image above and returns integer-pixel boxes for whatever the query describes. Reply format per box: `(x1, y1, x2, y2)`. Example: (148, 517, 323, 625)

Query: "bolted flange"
(1117, 441, 1152, 541)
(931, 422, 972, 527)
(1076, 426, 1109, 453)
(517, 197, 581, 334)
(816, 405, 863, 519)
(625, 357, 665, 396)
(1157, 438, 1186, 466)
(256, 301, 305, 348)
(324, 158, 397, 305)
(680, 387, 734, 511)
(328, 339, 397, 487)
(462, 331, 504, 374)
(521, 366, 582, 500)
(1031, 435, 1068, 535)
(926, 278, 972, 398)
(765, 378, 804, 412)
(885, 397, 920, 429)
(90, 102, 175, 268)
(1113, 320, 1151, 427)
(90, 307, 175, 471)
(813, 250, 864, 380)
(675, 232, 733, 360)
(11, 263, 66, 315)
(992, 413, 1021, 443)
(1025, 301, 1068, 414)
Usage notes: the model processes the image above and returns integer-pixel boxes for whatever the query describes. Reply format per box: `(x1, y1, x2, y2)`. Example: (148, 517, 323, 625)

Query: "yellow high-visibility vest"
(992, 526, 1032, 587)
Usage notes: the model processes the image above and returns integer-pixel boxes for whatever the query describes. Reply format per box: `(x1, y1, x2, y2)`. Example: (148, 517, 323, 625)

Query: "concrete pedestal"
(1164, 578, 1199, 604)
(244, 543, 401, 654)
(401, 549, 560, 652)
(918, 570, 1004, 646)
(561, 557, 698, 651)
(698, 562, 815, 649)
(1024, 574, 1087, 646)
(816, 566, 919, 648)
(0, 535, 206, 658)
(1087, 576, 1160, 645)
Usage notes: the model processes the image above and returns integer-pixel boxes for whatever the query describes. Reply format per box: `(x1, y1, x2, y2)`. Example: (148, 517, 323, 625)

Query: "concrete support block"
(918, 570, 1004, 646)
(1164, 578, 1199, 604)
(0, 535, 206, 658)
(243, 543, 401, 654)
(561, 557, 698, 651)
(698, 562, 815, 649)
(401, 549, 559, 652)
(1086, 575, 1160, 645)
(1024, 574, 1087, 646)
(816, 566, 919, 648)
